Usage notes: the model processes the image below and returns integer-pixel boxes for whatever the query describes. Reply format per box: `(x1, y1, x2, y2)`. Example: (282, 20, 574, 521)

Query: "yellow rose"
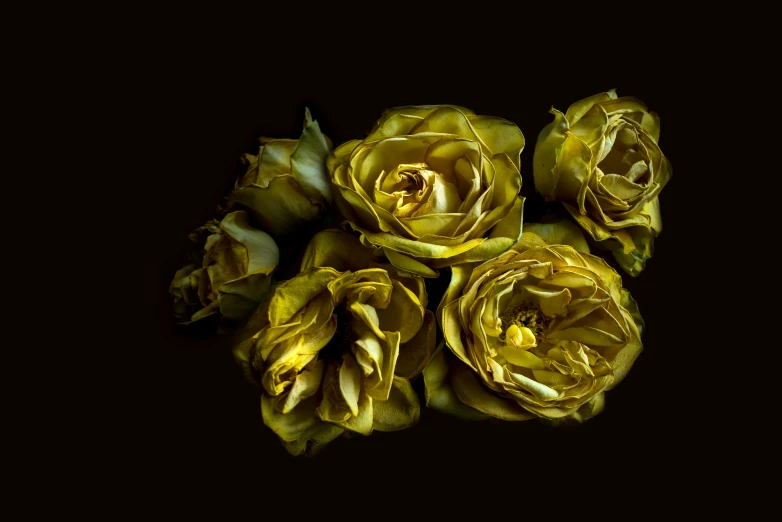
(533, 90, 672, 276)
(424, 223, 644, 422)
(229, 108, 333, 237)
(328, 105, 526, 278)
(169, 211, 279, 323)
(233, 229, 435, 455)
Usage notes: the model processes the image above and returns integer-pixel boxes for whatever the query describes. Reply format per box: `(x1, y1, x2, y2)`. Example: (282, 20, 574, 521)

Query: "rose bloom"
(533, 90, 672, 276)
(169, 210, 279, 323)
(229, 108, 333, 237)
(328, 105, 525, 278)
(424, 223, 644, 422)
(233, 229, 435, 455)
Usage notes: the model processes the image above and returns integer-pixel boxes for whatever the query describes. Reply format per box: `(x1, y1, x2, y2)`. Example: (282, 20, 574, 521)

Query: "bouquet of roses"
(169, 91, 669, 455)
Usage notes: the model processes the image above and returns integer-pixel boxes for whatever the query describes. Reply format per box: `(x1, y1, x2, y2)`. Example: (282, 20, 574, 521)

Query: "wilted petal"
(338, 353, 363, 416)
(394, 310, 436, 379)
(269, 268, 339, 326)
(372, 377, 420, 432)
(423, 345, 489, 420)
(280, 359, 325, 414)
(301, 228, 379, 273)
(289, 108, 333, 204)
(451, 359, 535, 420)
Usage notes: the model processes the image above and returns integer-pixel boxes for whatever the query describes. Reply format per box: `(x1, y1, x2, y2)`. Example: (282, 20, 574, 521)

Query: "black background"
(132, 43, 707, 508)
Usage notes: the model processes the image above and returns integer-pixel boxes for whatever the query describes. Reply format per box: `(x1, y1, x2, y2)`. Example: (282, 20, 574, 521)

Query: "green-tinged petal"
(422, 345, 489, 420)
(533, 108, 569, 199)
(219, 211, 280, 273)
(395, 310, 436, 379)
(382, 248, 438, 278)
(375, 281, 424, 343)
(372, 377, 420, 432)
(450, 358, 535, 421)
(217, 273, 274, 321)
(281, 423, 344, 457)
(252, 140, 297, 185)
(523, 220, 590, 253)
(189, 300, 220, 323)
(612, 225, 656, 276)
(430, 236, 513, 268)
(301, 228, 379, 272)
(229, 177, 321, 237)
(333, 390, 374, 436)
(348, 221, 485, 259)
(289, 109, 333, 204)
(261, 393, 319, 442)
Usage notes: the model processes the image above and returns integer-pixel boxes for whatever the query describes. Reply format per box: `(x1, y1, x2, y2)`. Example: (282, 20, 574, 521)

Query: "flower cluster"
(168, 92, 669, 455)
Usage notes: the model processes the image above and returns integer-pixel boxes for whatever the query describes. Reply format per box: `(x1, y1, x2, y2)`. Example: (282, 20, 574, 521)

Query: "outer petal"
(219, 211, 280, 274)
(450, 358, 536, 421)
(382, 249, 438, 278)
(522, 220, 590, 253)
(348, 222, 485, 260)
(469, 115, 526, 169)
(217, 273, 274, 321)
(301, 228, 379, 273)
(289, 108, 333, 205)
(422, 345, 489, 421)
(394, 310, 436, 379)
(371, 377, 420, 432)
(533, 108, 569, 199)
(564, 202, 636, 254)
(605, 292, 644, 389)
(611, 225, 656, 277)
(229, 177, 321, 237)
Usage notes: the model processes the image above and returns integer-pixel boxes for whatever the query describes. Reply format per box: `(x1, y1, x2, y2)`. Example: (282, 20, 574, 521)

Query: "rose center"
(498, 302, 549, 343)
(319, 305, 355, 362)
